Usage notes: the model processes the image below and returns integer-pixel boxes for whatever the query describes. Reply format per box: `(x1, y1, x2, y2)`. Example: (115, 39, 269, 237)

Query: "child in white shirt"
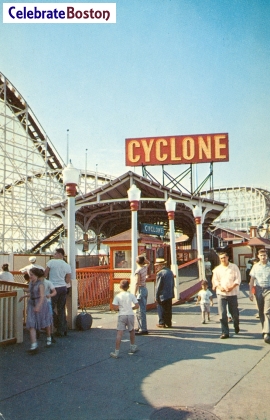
(196, 280, 213, 324)
(110, 279, 139, 358)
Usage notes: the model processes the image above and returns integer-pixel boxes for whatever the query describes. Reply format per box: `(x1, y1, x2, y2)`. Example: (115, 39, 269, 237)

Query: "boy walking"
(197, 280, 213, 323)
(110, 279, 139, 358)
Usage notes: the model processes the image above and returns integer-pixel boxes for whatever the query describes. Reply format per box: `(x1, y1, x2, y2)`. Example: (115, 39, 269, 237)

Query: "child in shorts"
(196, 280, 213, 324)
(110, 279, 139, 358)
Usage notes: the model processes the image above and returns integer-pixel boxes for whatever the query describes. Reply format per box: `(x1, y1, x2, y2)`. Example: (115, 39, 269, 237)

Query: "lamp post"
(165, 197, 179, 299)
(192, 204, 204, 280)
(127, 184, 141, 294)
(62, 161, 80, 329)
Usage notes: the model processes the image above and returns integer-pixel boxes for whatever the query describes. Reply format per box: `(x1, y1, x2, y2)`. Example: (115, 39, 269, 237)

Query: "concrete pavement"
(1, 282, 270, 420)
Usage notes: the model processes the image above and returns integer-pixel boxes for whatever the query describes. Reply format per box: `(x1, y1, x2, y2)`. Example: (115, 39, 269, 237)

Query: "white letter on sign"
(141, 139, 154, 163)
(156, 138, 168, 161)
(198, 136, 211, 160)
(127, 140, 140, 163)
(214, 135, 227, 159)
(171, 137, 181, 162)
(182, 137, 195, 160)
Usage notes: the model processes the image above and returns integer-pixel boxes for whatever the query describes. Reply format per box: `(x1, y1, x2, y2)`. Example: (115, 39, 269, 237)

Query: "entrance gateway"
(43, 171, 226, 242)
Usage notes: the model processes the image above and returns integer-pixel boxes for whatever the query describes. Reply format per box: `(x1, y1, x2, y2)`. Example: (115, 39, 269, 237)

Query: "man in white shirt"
(20, 256, 44, 281)
(44, 248, 71, 337)
(249, 248, 270, 344)
(212, 252, 241, 339)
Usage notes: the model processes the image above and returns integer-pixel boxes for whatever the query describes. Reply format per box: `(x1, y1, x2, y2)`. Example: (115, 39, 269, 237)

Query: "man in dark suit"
(155, 258, 175, 328)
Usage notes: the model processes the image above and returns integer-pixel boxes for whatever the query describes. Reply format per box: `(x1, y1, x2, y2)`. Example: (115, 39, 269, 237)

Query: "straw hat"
(154, 257, 166, 265)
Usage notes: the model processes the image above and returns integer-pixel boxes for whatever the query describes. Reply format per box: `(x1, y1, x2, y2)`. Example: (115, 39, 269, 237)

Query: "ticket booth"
(102, 229, 167, 309)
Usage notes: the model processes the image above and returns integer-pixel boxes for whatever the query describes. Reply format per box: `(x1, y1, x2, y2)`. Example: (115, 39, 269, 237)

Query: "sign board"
(140, 223, 164, 236)
(125, 133, 229, 166)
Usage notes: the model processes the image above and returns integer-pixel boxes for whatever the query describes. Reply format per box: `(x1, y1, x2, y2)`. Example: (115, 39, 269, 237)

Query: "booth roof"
(43, 171, 226, 240)
(248, 237, 270, 249)
(102, 229, 163, 245)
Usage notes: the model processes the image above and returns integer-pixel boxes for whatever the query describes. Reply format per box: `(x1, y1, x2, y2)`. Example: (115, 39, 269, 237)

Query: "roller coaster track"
(201, 186, 270, 231)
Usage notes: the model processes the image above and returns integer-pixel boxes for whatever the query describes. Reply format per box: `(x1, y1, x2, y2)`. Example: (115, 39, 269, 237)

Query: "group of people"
(3, 245, 270, 355)
(197, 249, 270, 344)
(111, 248, 270, 357)
(17, 248, 71, 354)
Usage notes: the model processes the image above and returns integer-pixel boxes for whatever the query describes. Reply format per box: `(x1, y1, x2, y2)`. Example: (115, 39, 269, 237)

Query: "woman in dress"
(20, 267, 52, 354)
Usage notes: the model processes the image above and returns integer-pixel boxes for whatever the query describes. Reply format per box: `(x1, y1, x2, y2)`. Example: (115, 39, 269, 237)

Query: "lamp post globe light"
(192, 204, 204, 280)
(127, 184, 141, 294)
(165, 197, 179, 299)
(62, 161, 80, 329)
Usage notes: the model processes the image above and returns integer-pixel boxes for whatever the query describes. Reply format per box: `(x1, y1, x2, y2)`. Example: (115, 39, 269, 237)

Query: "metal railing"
(178, 258, 201, 302)
(76, 268, 158, 311)
(76, 268, 111, 309)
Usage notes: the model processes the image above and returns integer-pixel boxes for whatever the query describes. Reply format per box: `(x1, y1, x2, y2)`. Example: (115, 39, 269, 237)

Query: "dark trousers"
(217, 294, 239, 335)
(157, 298, 172, 327)
(255, 286, 270, 334)
(51, 286, 67, 335)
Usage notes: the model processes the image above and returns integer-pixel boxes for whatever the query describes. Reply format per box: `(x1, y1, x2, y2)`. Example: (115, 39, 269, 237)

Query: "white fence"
(0, 286, 24, 345)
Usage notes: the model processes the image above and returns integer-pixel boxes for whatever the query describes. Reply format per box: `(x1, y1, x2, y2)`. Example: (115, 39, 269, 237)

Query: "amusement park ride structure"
(1, 70, 270, 254)
(0, 72, 114, 253)
(200, 186, 270, 233)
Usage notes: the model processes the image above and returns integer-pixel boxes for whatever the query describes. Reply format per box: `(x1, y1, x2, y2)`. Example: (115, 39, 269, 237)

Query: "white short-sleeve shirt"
(198, 289, 213, 304)
(113, 291, 138, 315)
(212, 262, 241, 296)
(46, 259, 71, 288)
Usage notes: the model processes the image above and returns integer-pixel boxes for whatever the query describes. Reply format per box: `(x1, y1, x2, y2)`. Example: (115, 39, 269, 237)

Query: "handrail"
(0, 280, 28, 290)
(178, 258, 200, 270)
(76, 268, 130, 273)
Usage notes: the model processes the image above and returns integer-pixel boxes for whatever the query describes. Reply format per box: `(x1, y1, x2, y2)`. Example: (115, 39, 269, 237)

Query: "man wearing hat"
(20, 257, 44, 281)
(155, 257, 175, 328)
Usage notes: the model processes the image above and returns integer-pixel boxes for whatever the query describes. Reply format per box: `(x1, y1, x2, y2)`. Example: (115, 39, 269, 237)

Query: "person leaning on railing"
(0, 264, 14, 282)
(20, 256, 44, 282)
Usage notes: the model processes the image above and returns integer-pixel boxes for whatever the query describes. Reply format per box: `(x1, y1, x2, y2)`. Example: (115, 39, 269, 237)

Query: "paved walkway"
(1, 282, 270, 420)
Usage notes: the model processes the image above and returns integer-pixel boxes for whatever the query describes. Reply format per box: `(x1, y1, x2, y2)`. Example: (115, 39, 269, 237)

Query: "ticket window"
(146, 249, 156, 275)
(114, 250, 131, 269)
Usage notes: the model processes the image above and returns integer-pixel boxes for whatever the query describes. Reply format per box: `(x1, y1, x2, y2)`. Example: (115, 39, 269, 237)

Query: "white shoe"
(110, 352, 119, 358)
(128, 345, 138, 354)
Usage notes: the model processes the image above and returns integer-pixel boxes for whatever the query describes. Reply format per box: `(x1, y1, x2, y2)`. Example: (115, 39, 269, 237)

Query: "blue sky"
(1, 0, 270, 191)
